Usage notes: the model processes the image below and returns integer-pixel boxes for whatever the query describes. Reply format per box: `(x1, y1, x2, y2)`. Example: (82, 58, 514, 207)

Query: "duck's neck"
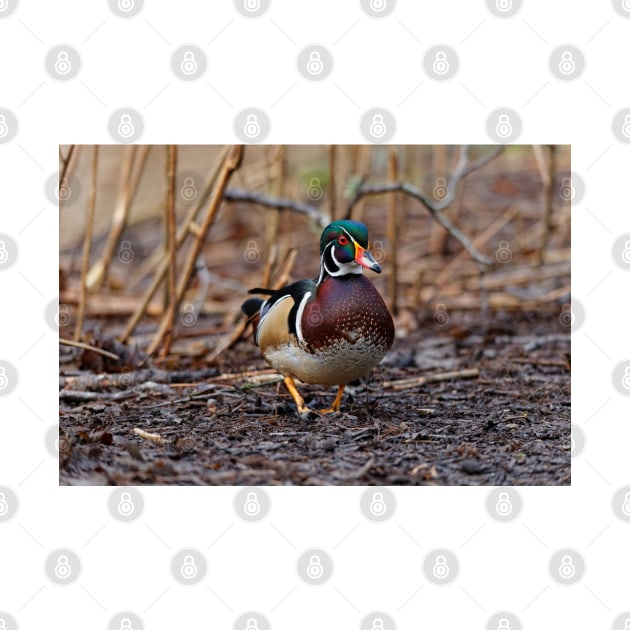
(317, 241, 363, 285)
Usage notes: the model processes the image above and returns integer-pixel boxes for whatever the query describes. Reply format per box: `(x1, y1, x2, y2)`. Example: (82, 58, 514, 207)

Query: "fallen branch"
(133, 428, 170, 445)
(60, 367, 219, 390)
(382, 368, 479, 391)
(59, 390, 135, 401)
(60, 337, 120, 361)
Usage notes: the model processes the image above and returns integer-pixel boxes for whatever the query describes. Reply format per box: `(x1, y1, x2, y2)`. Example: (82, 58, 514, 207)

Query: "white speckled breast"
(263, 337, 388, 385)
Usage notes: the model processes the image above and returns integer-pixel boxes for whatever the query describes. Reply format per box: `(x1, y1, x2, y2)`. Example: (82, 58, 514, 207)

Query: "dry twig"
(159, 145, 178, 358)
(224, 188, 330, 228)
(147, 145, 244, 356)
(387, 146, 399, 315)
(133, 428, 170, 445)
(59, 145, 79, 191)
(346, 146, 503, 266)
(86, 145, 150, 289)
(59, 337, 120, 361)
(382, 368, 479, 390)
(74, 145, 98, 341)
(533, 144, 556, 265)
(119, 146, 231, 343)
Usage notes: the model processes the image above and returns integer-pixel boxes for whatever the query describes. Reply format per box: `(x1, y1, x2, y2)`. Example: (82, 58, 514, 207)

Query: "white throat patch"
(318, 242, 363, 282)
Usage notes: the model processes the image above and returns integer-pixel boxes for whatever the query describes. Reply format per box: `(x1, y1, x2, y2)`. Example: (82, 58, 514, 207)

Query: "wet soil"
(59, 310, 570, 486)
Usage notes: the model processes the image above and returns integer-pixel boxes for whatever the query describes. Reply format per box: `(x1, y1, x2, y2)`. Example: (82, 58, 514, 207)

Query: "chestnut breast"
(301, 274, 394, 355)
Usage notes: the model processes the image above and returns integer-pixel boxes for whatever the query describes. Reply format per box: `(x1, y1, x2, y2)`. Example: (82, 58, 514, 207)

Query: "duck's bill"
(354, 245, 382, 273)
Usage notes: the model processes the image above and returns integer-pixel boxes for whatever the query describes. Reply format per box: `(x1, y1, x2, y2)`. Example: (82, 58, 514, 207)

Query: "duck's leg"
(283, 376, 313, 417)
(319, 384, 345, 415)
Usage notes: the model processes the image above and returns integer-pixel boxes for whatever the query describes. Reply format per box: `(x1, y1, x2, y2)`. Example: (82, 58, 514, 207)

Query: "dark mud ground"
(59, 310, 570, 486)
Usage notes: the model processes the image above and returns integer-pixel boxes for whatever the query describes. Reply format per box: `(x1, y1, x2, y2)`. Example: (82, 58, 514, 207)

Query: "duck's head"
(318, 220, 381, 279)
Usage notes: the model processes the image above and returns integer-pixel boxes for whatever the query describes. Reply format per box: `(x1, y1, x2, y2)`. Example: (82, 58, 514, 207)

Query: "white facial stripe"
(318, 234, 365, 284)
(339, 225, 367, 255)
(329, 246, 362, 276)
(294, 291, 312, 343)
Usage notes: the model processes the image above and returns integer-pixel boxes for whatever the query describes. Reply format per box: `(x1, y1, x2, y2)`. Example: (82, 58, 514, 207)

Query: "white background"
(0, 1, 629, 628)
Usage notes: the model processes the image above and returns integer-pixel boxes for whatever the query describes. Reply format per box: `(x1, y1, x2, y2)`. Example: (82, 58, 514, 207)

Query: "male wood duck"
(242, 220, 394, 417)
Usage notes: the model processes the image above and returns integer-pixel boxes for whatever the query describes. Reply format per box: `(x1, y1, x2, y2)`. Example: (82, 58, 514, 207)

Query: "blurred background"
(58, 144, 570, 362)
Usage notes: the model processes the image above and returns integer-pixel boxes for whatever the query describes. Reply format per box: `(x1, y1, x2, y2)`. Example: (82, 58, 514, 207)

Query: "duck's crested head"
(320, 220, 369, 254)
(318, 220, 381, 275)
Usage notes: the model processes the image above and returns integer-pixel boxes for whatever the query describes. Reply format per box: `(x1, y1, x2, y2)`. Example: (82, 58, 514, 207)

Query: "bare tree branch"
(223, 188, 330, 228)
(345, 146, 504, 266)
(224, 146, 503, 267)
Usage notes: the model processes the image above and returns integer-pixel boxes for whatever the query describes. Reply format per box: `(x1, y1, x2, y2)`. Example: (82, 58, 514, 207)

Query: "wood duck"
(242, 220, 395, 417)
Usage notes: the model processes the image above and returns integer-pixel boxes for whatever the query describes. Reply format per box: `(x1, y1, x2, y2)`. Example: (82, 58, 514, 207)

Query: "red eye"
(338, 235, 348, 245)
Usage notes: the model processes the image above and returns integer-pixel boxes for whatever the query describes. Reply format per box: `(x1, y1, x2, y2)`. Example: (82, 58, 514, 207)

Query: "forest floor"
(59, 309, 570, 486)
